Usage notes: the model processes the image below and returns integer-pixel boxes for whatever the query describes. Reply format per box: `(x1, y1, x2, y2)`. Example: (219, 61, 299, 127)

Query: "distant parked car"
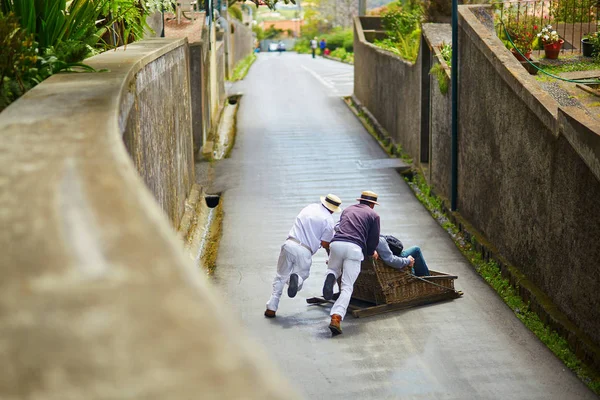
(277, 42, 286, 52)
(268, 43, 278, 52)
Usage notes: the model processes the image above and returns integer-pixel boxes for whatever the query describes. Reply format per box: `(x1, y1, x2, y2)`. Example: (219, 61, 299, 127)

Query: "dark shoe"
(323, 273, 336, 300)
(329, 314, 342, 336)
(288, 273, 299, 298)
(264, 309, 276, 318)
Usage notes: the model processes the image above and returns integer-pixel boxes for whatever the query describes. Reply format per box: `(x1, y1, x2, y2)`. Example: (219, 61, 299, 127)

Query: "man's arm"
(365, 216, 381, 256)
(377, 238, 413, 269)
(321, 240, 331, 256)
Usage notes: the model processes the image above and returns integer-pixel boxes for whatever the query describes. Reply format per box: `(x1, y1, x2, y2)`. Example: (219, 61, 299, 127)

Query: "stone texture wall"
(353, 7, 600, 363)
(428, 52, 451, 200)
(354, 16, 421, 159)
(121, 43, 194, 227)
(422, 24, 452, 200)
(190, 26, 211, 154)
(217, 40, 227, 106)
(0, 38, 297, 399)
(458, 6, 600, 349)
(231, 19, 254, 69)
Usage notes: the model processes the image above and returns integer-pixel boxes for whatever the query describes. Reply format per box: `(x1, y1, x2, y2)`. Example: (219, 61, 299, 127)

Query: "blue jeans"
(400, 246, 430, 276)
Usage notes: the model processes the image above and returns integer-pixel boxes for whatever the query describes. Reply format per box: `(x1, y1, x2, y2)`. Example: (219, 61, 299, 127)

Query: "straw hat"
(320, 194, 342, 213)
(356, 190, 379, 205)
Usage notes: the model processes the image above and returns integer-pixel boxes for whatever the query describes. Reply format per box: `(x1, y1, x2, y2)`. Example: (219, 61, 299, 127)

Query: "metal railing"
(493, 0, 599, 54)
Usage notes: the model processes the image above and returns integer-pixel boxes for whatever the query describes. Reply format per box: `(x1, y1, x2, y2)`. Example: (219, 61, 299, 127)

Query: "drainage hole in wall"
(228, 95, 240, 105)
(205, 194, 221, 208)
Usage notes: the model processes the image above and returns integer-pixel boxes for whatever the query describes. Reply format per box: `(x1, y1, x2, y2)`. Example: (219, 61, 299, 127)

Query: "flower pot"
(582, 38, 594, 57)
(511, 48, 532, 62)
(543, 39, 564, 59)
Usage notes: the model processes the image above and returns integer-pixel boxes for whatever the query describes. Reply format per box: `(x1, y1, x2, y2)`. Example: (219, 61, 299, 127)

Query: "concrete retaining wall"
(0, 38, 296, 399)
(121, 42, 194, 227)
(190, 26, 212, 154)
(230, 19, 254, 69)
(422, 24, 452, 200)
(458, 6, 600, 355)
(353, 6, 600, 366)
(217, 40, 227, 108)
(354, 16, 421, 158)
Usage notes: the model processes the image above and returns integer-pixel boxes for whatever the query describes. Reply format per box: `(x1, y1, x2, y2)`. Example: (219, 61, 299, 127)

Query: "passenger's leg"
(401, 246, 430, 276)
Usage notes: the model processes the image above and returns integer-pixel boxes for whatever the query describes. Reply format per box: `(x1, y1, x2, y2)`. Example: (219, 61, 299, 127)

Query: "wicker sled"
(307, 258, 463, 318)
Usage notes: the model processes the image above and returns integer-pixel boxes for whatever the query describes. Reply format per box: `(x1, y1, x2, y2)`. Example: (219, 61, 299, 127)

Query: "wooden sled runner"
(307, 258, 463, 318)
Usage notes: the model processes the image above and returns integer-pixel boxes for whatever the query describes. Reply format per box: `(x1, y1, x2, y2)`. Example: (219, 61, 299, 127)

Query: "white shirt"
(310, 40, 318, 49)
(288, 203, 335, 254)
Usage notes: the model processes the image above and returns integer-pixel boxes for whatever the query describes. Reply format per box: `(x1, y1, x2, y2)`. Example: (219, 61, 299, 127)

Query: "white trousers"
(266, 240, 312, 312)
(327, 241, 364, 319)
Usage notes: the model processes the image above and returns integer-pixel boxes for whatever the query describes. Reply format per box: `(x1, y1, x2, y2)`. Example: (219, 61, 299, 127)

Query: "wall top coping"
(422, 23, 451, 50)
(458, 5, 559, 134)
(0, 38, 295, 397)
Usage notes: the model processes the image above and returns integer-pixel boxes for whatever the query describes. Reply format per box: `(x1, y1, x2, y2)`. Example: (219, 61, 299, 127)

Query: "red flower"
(534, 25, 538, 30)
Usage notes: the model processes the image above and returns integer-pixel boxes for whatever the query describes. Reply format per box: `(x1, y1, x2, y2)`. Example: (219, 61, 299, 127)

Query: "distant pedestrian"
(264, 194, 343, 318)
(310, 37, 318, 58)
(320, 38, 326, 56)
(324, 48, 331, 56)
(323, 191, 380, 336)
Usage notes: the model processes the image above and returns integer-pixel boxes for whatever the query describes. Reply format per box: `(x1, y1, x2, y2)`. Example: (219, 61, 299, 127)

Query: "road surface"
(210, 53, 595, 400)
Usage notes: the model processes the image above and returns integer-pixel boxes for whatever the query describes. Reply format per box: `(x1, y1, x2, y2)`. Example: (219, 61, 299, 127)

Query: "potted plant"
(537, 25, 564, 59)
(506, 24, 536, 61)
(582, 32, 598, 57)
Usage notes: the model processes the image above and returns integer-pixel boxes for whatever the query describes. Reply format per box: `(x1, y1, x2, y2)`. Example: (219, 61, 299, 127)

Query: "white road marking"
(301, 64, 335, 89)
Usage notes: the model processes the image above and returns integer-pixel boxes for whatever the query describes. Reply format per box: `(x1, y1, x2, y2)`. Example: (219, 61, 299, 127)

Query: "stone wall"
(458, 6, 600, 359)
(190, 26, 211, 154)
(352, 7, 600, 366)
(121, 42, 194, 227)
(423, 24, 452, 200)
(217, 40, 227, 108)
(0, 38, 297, 399)
(353, 16, 421, 158)
(231, 19, 255, 69)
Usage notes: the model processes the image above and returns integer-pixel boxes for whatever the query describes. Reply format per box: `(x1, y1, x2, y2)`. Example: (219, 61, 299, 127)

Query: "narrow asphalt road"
(211, 53, 596, 399)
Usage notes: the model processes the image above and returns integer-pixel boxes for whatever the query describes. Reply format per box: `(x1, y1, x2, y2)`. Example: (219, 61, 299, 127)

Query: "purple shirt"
(332, 204, 380, 257)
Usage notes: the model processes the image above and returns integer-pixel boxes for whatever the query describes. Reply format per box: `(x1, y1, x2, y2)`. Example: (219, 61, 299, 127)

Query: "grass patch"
(535, 58, 600, 82)
(406, 172, 600, 395)
(229, 54, 257, 82)
(430, 63, 449, 95)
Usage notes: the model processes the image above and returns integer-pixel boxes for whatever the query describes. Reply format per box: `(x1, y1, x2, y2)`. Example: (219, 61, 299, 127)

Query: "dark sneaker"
(288, 273, 299, 298)
(323, 273, 336, 300)
(264, 309, 276, 318)
(329, 314, 342, 336)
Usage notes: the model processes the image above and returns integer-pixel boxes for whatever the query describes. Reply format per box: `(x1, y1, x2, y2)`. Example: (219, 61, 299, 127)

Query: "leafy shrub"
(551, 0, 596, 23)
(293, 38, 312, 53)
(439, 42, 451, 66)
(252, 24, 265, 40)
(0, 12, 38, 110)
(228, 5, 243, 21)
(375, 28, 421, 62)
(322, 29, 353, 52)
(3, 0, 110, 58)
(330, 47, 347, 60)
(382, 2, 422, 41)
(430, 62, 449, 94)
(587, 32, 600, 59)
